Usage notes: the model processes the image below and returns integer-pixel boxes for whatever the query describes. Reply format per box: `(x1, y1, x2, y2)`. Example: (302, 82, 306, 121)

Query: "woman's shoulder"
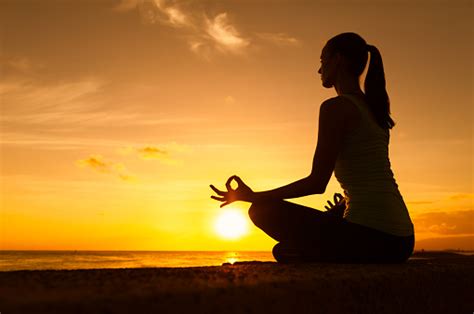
(321, 96, 361, 118)
(320, 96, 362, 134)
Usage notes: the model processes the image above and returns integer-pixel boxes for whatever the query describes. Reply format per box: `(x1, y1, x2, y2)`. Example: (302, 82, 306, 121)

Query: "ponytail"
(364, 44, 395, 129)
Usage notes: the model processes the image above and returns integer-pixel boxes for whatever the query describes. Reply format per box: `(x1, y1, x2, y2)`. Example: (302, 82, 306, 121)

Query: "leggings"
(248, 199, 415, 263)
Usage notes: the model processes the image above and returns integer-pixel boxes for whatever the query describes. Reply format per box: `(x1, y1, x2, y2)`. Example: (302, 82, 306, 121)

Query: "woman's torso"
(334, 93, 414, 237)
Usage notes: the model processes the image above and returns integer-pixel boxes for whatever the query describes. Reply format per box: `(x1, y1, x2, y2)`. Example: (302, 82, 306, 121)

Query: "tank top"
(334, 93, 414, 237)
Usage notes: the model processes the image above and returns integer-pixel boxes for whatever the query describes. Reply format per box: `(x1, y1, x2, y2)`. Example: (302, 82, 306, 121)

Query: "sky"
(0, 0, 472, 251)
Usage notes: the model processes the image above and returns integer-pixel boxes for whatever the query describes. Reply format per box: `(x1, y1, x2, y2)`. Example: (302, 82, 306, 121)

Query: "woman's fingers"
(211, 195, 226, 201)
(220, 201, 231, 208)
(225, 176, 235, 192)
(232, 175, 243, 185)
(209, 184, 225, 196)
(334, 193, 344, 205)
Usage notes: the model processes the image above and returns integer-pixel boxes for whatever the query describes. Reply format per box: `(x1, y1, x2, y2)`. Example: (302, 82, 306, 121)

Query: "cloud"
(406, 200, 435, 205)
(112, 0, 140, 12)
(415, 235, 474, 251)
(136, 0, 191, 27)
(205, 13, 250, 53)
(0, 76, 211, 140)
(224, 96, 236, 104)
(162, 5, 189, 27)
(137, 146, 168, 159)
(77, 155, 109, 173)
(0, 77, 105, 125)
(187, 12, 251, 58)
(0, 56, 45, 76)
(256, 32, 300, 46)
(119, 143, 191, 165)
(188, 40, 212, 59)
(449, 193, 474, 200)
(113, 1, 298, 58)
(414, 210, 474, 235)
(76, 155, 135, 181)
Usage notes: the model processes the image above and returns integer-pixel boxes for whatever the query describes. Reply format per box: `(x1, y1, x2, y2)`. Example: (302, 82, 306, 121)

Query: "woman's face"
(318, 46, 339, 88)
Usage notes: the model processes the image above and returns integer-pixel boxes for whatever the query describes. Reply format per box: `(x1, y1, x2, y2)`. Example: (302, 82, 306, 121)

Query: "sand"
(1, 251, 473, 314)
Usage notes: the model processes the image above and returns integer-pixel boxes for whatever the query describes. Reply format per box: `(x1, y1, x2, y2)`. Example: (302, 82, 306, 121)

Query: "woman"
(210, 32, 415, 263)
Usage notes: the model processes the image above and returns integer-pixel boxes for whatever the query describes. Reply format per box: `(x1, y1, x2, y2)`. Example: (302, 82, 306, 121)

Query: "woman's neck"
(334, 74, 364, 96)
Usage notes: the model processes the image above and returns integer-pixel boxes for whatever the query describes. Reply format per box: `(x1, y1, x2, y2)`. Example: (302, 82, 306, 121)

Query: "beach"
(1, 251, 473, 314)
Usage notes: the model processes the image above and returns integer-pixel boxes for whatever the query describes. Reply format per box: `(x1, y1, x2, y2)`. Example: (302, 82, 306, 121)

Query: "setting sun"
(214, 209, 249, 240)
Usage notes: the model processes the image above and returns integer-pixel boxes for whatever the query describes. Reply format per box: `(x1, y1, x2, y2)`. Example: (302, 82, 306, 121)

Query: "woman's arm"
(251, 176, 319, 202)
(210, 97, 352, 207)
(252, 97, 350, 202)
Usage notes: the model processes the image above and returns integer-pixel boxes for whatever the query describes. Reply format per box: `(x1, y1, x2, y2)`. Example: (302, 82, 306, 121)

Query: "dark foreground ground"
(1, 251, 473, 314)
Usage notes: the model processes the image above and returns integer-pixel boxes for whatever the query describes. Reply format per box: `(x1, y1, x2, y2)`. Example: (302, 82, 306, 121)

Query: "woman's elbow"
(307, 175, 326, 194)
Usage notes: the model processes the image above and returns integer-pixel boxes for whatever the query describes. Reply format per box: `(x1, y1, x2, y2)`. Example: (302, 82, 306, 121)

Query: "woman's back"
(335, 93, 414, 237)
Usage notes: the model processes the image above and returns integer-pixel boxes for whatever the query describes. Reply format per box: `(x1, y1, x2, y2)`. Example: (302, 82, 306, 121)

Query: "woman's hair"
(326, 32, 395, 129)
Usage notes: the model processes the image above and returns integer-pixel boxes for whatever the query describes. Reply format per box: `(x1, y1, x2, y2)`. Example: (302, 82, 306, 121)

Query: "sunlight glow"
(214, 209, 249, 240)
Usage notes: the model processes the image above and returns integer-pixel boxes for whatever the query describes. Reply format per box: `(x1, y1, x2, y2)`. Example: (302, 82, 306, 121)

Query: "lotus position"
(210, 32, 415, 263)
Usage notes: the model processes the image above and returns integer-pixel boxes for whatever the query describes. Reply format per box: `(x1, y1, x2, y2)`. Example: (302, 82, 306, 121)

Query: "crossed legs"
(248, 199, 414, 263)
(248, 199, 343, 262)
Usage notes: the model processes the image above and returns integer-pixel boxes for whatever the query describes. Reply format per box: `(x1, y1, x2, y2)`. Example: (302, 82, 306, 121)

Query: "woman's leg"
(248, 199, 346, 260)
(248, 199, 330, 244)
(248, 199, 415, 263)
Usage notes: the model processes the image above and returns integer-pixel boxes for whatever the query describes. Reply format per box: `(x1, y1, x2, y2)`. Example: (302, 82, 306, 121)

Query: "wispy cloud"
(76, 155, 135, 182)
(449, 193, 474, 200)
(413, 210, 474, 235)
(113, 1, 298, 58)
(406, 200, 435, 205)
(205, 13, 250, 53)
(0, 77, 209, 137)
(138, 146, 168, 159)
(113, 0, 140, 12)
(0, 56, 45, 75)
(415, 235, 474, 250)
(256, 32, 300, 46)
(75, 143, 190, 181)
(159, 3, 189, 27)
(118, 143, 191, 165)
(224, 96, 236, 104)
(135, 0, 191, 27)
(0, 77, 104, 123)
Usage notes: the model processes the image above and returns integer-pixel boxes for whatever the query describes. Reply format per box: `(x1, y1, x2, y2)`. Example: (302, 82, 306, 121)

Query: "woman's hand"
(324, 192, 345, 211)
(210, 175, 255, 208)
(324, 192, 346, 218)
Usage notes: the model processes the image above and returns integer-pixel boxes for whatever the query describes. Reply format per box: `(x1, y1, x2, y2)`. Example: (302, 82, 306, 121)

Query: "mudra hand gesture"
(324, 192, 346, 218)
(210, 175, 255, 208)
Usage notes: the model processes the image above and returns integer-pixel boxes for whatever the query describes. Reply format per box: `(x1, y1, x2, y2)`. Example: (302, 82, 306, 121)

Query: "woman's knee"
(272, 242, 323, 263)
(248, 199, 282, 225)
(272, 242, 294, 263)
(272, 242, 285, 262)
(248, 201, 266, 225)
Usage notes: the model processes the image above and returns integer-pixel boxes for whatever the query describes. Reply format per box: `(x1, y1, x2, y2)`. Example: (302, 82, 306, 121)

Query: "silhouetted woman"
(210, 32, 415, 263)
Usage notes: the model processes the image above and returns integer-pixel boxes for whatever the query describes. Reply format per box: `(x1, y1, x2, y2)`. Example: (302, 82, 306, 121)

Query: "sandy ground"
(0, 251, 473, 314)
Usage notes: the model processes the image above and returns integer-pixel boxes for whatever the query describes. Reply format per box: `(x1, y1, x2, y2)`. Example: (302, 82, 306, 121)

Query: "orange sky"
(0, 0, 472, 251)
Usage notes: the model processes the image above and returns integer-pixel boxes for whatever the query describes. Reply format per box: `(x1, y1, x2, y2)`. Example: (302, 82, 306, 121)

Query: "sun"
(214, 209, 249, 240)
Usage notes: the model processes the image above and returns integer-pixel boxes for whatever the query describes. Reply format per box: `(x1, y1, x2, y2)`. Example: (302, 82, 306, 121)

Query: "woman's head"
(318, 32, 395, 129)
(318, 33, 368, 88)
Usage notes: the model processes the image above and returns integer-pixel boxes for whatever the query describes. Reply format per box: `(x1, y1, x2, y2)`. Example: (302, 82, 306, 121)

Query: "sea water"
(0, 251, 275, 271)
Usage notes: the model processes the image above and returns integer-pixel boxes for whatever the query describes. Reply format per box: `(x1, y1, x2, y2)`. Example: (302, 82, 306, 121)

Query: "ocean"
(0, 251, 275, 271)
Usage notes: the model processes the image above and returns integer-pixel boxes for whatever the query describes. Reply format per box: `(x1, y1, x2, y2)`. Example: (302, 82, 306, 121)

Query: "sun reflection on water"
(224, 252, 240, 264)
